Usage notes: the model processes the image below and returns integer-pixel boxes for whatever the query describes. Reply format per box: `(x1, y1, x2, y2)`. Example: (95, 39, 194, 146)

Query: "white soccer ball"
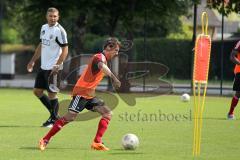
(122, 133, 139, 150)
(181, 93, 190, 102)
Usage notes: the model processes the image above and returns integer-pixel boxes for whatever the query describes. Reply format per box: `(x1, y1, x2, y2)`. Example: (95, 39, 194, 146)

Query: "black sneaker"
(41, 118, 55, 128)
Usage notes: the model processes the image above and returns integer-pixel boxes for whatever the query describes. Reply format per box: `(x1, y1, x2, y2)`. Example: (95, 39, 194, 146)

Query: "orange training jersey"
(72, 53, 107, 99)
(234, 41, 240, 74)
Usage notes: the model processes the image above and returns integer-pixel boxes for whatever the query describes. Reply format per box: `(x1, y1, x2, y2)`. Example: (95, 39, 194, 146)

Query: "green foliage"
(133, 38, 192, 79)
(80, 35, 236, 80)
(2, 21, 22, 44)
(207, 0, 240, 15)
(82, 34, 105, 53)
(167, 24, 193, 40)
(80, 36, 193, 79)
(80, 36, 192, 78)
(3, 0, 193, 47)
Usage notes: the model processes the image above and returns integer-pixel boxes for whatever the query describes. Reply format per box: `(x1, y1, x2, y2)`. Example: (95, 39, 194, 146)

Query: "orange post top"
(193, 35, 211, 83)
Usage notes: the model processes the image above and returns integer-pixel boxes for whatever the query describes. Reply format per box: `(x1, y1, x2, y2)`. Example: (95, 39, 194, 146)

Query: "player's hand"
(113, 78, 121, 89)
(51, 65, 60, 75)
(27, 61, 35, 72)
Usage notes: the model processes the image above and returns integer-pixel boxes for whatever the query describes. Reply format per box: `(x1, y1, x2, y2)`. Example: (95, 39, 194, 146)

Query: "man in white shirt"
(27, 7, 68, 127)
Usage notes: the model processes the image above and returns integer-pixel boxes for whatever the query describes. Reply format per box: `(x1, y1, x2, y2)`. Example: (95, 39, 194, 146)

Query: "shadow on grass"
(0, 125, 40, 128)
(19, 147, 39, 150)
(19, 146, 81, 150)
(110, 148, 144, 155)
(202, 117, 239, 121)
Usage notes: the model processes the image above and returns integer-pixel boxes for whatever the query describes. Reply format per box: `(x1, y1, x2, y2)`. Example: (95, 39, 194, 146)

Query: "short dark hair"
(103, 37, 121, 50)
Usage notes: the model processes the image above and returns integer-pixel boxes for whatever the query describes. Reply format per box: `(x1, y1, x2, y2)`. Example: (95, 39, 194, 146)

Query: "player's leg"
(43, 111, 77, 141)
(46, 71, 61, 122)
(39, 92, 59, 127)
(228, 91, 240, 119)
(40, 70, 60, 127)
(34, 70, 52, 113)
(93, 105, 112, 143)
(34, 69, 53, 125)
(39, 110, 77, 150)
(48, 92, 59, 119)
(88, 98, 112, 151)
(228, 73, 240, 119)
(39, 95, 86, 150)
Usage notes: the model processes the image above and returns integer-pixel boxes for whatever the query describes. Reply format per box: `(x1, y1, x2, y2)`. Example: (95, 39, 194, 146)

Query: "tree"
(207, 0, 240, 15)
(88, 0, 193, 38)
(0, 0, 22, 44)
(5, 0, 193, 53)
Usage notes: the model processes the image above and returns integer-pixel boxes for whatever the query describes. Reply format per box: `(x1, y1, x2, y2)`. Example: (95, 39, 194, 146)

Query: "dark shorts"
(68, 95, 105, 113)
(34, 68, 61, 93)
(233, 73, 240, 91)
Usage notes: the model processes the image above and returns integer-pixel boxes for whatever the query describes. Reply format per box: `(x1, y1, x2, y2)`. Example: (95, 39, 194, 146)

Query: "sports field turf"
(0, 88, 240, 160)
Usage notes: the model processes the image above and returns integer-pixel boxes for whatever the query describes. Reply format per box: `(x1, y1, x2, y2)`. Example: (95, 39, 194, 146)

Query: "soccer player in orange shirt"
(228, 41, 240, 120)
(39, 37, 121, 151)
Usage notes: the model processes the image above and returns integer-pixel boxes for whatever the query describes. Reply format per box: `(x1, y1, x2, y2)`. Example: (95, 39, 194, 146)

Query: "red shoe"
(91, 142, 109, 151)
(39, 139, 48, 151)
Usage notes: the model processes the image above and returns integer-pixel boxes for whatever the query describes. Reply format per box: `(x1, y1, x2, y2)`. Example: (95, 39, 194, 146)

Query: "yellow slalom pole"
(197, 83, 208, 154)
(196, 82, 201, 155)
(192, 82, 197, 155)
(193, 82, 202, 156)
(202, 12, 208, 35)
(192, 11, 211, 156)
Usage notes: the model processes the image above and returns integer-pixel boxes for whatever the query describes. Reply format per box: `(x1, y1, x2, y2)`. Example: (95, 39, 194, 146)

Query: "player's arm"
(27, 43, 41, 72)
(51, 46, 68, 74)
(98, 62, 121, 88)
(230, 49, 240, 65)
(56, 46, 68, 66)
(52, 28, 68, 74)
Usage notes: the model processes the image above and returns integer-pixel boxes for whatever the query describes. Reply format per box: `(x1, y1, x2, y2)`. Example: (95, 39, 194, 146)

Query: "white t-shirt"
(40, 22, 68, 70)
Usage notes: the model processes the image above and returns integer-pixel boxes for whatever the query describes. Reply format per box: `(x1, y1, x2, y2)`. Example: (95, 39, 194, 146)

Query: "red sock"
(228, 96, 239, 115)
(43, 117, 68, 142)
(94, 117, 110, 143)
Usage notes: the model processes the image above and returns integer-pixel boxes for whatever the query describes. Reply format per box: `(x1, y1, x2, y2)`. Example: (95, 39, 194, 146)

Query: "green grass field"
(0, 88, 240, 160)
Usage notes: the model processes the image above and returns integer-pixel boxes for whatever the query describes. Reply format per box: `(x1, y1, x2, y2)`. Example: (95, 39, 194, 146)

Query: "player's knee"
(103, 111, 113, 120)
(48, 93, 57, 99)
(33, 89, 43, 97)
(236, 92, 240, 97)
(98, 99, 105, 106)
(64, 116, 75, 122)
(64, 112, 78, 122)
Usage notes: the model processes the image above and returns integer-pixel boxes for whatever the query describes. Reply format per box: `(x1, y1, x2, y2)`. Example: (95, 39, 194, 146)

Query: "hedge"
(82, 35, 237, 80)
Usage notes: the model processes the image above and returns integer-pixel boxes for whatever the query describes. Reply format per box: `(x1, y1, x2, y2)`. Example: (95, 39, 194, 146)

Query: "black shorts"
(68, 95, 105, 113)
(233, 73, 240, 91)
(34, 68, 61, 93)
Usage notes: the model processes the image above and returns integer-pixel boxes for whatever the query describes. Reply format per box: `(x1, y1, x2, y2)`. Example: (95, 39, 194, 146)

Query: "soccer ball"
(181, 93, 190, 102)
(122, 133, 139, 150)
